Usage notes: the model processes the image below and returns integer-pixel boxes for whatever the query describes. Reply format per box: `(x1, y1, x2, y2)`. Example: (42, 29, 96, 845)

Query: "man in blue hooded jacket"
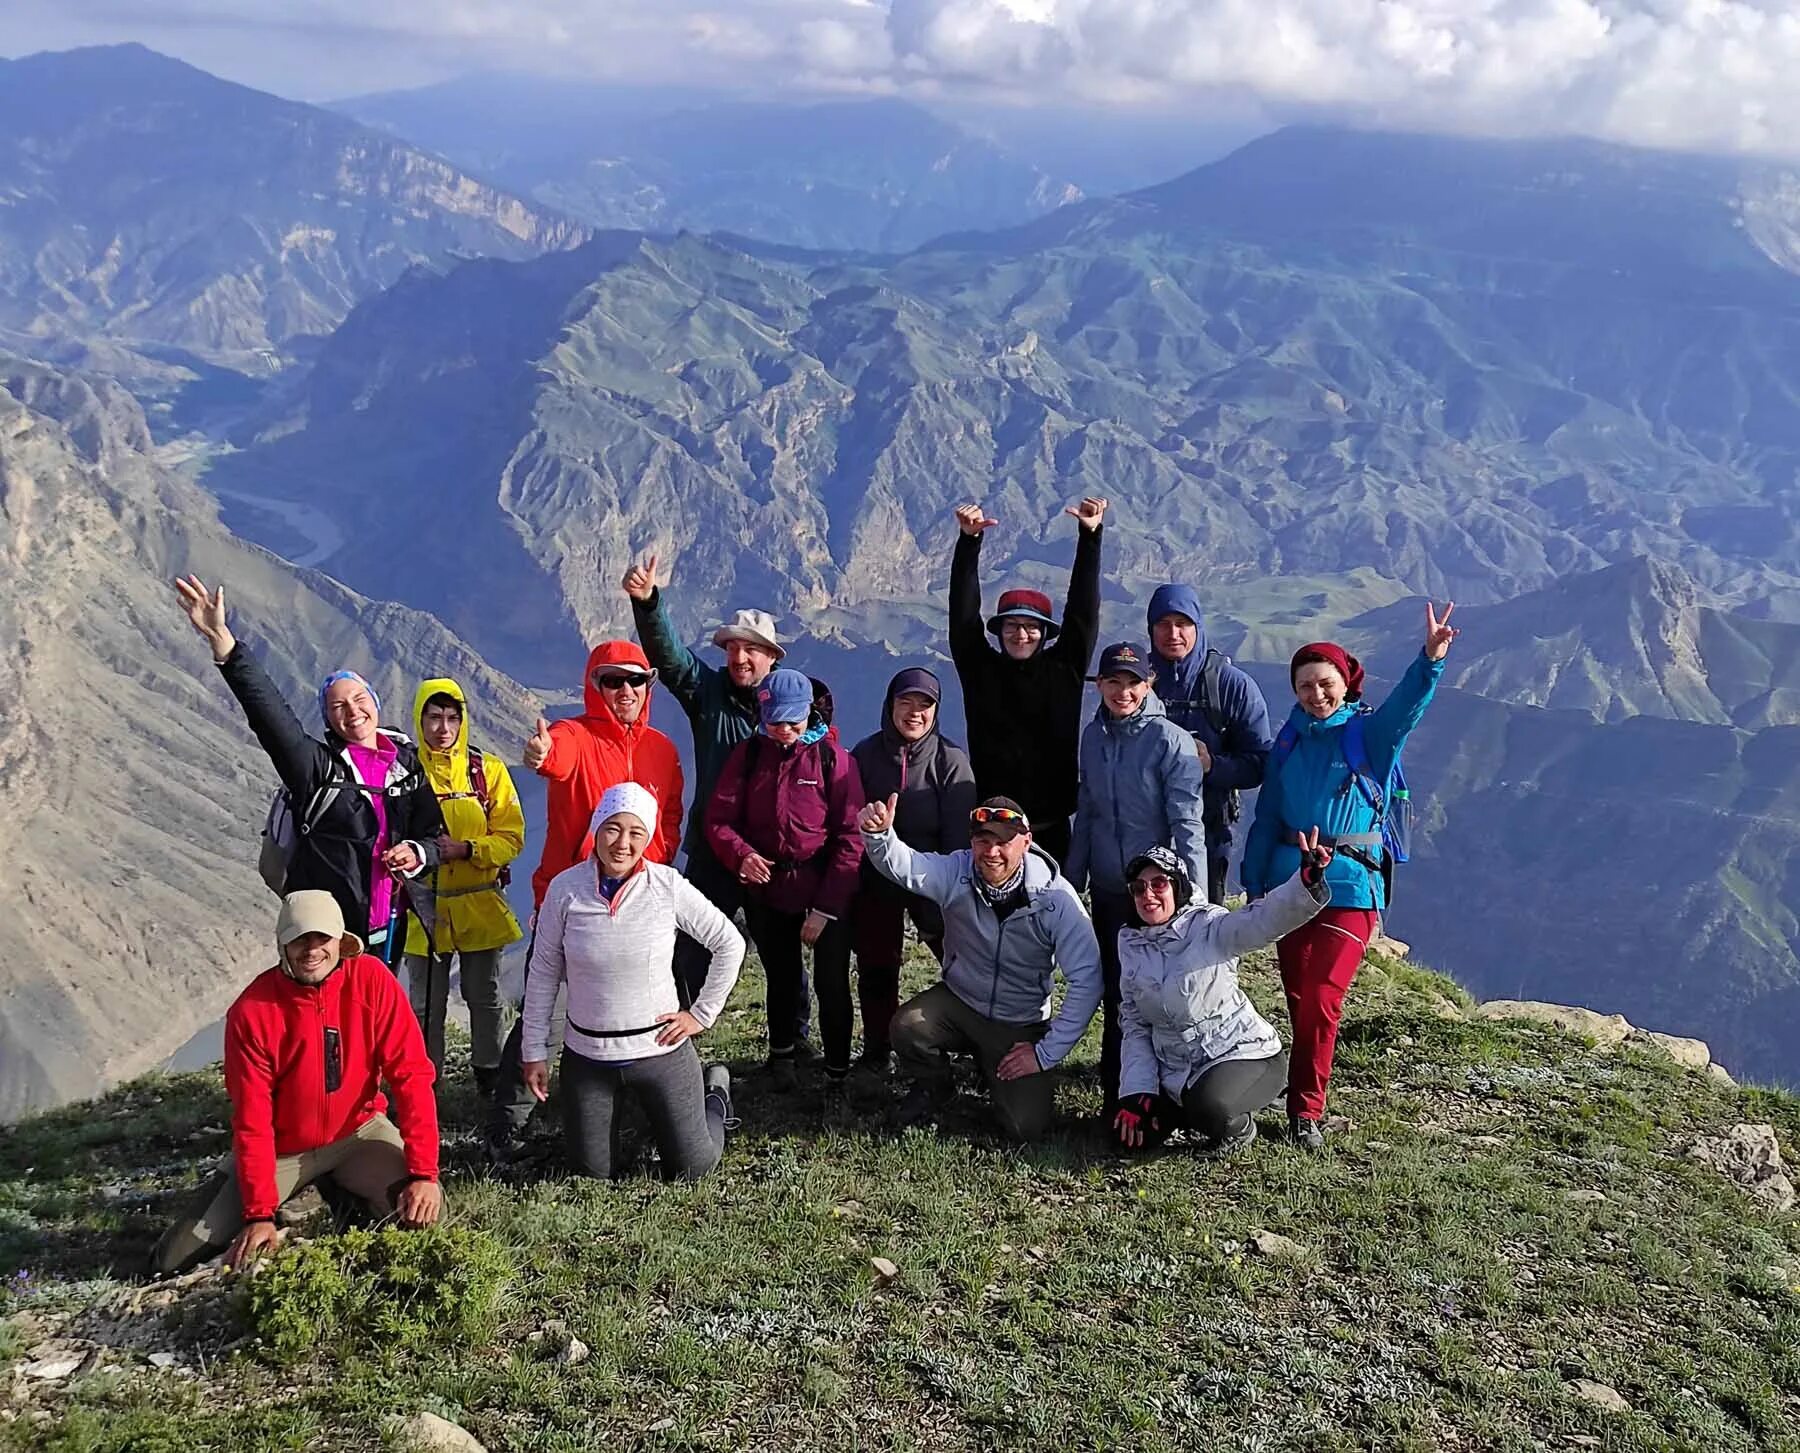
(1145, 584, 1274, 904)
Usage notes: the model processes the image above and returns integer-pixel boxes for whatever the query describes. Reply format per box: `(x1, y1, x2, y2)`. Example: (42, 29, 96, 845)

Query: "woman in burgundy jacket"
(706, 668, 864, 1101)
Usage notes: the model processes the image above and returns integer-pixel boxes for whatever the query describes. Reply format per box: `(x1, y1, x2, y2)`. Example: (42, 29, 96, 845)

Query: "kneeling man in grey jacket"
(857, 792, 1102, 1141)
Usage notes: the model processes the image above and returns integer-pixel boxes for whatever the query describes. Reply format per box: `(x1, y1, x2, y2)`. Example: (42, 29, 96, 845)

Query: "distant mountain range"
(8, 46, 1800, 1101)
(0, 45, 586, 386)
(340, 78, 1082, 254)
(0, 356, 537, 1118)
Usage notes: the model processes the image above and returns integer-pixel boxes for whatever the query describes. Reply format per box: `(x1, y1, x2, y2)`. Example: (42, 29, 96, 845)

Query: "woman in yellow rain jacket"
(402, 678, 526, 1092)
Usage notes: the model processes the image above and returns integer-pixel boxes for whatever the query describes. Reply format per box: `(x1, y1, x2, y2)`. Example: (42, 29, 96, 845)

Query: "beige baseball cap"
(711, 609, 785, 658)
(276, 890, 365, 957)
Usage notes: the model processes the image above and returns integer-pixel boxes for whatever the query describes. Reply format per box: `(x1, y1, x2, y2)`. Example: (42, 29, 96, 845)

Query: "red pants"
(1277, 908, 1378, 1121)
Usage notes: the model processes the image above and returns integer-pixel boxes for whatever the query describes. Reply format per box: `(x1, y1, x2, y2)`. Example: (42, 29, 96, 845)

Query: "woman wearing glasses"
(1112, 833, 1333, 1157)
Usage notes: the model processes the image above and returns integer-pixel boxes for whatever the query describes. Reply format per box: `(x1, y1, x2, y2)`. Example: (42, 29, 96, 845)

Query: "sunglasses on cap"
(592, 671, 652, 690)
(1129, 873, 1175, 899)
(970, 806, 1029, 827)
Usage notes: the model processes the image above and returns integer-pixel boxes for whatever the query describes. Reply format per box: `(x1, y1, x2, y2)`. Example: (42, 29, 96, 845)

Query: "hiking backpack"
(257, 775, 344, 895)
(1191, 648, 1241, 823)
(1269, 705, 1413, 905)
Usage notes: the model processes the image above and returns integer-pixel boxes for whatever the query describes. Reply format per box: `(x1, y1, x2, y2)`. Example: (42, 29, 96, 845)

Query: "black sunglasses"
(593, 673, 652, 690)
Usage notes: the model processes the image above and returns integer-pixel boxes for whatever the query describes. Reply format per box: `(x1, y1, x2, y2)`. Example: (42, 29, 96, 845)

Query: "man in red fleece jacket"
(152, 891, 442, 1274)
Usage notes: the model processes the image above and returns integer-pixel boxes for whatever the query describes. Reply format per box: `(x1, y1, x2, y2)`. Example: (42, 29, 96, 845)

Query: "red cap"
(1290, 642, 1364, 702)
(987, 589, 1060, 640)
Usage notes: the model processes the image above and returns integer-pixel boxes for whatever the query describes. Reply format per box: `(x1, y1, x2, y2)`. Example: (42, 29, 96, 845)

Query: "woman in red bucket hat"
(946, 495, 1108, 865)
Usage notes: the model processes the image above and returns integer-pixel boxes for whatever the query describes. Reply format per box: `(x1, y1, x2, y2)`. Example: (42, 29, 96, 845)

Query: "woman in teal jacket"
(1241, 602, 1459, 1151)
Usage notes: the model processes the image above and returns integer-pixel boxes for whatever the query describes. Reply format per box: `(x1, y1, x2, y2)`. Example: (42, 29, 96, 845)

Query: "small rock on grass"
(1561, 1189, 1606, 1204)
(1249, 1229, 1310, 1261)
(1567, 1378, 1631, 1414)
(383, 1410, 487, 1453)
(23, 1355, 85, 1381)
(871, 1257, 900, 1282)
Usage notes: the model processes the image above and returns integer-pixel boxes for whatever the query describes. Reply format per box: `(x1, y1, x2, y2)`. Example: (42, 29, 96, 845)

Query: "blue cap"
(1093, 642, 1155, 682)
(757, 668, 814, 726)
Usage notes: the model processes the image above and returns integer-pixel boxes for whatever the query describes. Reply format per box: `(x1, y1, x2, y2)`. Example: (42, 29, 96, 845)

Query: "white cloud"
(13, 0, 1800, 159)
(883, 0, 1800, 158)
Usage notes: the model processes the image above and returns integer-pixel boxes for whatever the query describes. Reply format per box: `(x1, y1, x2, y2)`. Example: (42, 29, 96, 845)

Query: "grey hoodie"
(1116, 869, 1328, 1100)
(861, 828, 1102, 1068)
(1066, 688, 1206, 897)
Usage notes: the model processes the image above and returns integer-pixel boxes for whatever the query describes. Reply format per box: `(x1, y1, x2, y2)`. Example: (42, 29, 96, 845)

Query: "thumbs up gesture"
(524, 716, 553, 772)
(859, 793, 899, 835)
(622, 553, 660, 602)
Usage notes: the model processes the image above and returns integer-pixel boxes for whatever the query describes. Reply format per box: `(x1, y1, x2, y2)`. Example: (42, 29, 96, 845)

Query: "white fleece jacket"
(523, 859, 744, 1065)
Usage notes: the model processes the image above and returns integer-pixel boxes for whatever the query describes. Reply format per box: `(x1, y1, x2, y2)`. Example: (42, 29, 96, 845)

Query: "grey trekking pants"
(560, 1041, 725, 1181)
(405, 949, 510, 1071)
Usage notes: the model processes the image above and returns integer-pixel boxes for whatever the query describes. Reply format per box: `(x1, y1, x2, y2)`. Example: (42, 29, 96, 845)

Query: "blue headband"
(318, 670, 381, 727)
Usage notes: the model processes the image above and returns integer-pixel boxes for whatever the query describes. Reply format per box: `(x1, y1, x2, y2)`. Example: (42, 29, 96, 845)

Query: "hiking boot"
(891, 1082, 941, 1131)
(789, 1038, 820, 1067)
(1290, 1116, 1325, 1153)
(472, 1065, 498, 1100)
(1199, 1115, 1258, 1158)
(704, 1064, 738, 1130)
(767, 1052, 800, 1093)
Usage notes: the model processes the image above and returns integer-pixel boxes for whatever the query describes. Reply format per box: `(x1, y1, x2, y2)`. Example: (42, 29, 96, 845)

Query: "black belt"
(567, 1016, 661, 1039)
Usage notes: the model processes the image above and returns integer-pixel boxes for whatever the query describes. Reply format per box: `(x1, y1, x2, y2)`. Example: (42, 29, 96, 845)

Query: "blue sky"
(11, 1, 1800, 161)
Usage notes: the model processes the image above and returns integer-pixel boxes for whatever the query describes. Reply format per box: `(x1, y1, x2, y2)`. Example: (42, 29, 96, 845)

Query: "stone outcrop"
(1474, 1000, 1733, 1081)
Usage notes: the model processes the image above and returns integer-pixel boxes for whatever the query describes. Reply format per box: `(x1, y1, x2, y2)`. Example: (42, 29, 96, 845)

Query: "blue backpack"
(1270, 706, 1412, 904)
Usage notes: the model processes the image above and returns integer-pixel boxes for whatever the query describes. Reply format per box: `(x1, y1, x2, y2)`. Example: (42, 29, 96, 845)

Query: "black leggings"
(561, 1041, 724, 1180)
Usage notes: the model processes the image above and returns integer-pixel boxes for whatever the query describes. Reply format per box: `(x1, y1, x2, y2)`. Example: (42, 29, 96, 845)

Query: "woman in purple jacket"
(706, 668, 865, 1098)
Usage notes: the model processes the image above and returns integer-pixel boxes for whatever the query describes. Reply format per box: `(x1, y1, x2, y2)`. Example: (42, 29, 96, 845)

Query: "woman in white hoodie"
(521, 782, 745, 1179)
(1113, 834, 1332, 1156)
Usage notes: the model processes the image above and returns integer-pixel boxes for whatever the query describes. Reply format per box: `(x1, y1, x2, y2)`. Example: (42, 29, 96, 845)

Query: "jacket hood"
(581, 641, 656, 736)
(879, 668, 944, 758)
(412, 677, 469, 794)
(1148, 583, 1210, 695)
(1094, 685, 1169, 737)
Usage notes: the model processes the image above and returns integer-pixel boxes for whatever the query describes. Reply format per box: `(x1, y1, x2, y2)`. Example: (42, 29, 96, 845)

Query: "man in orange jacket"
(488, 639, 686, 1160)
(525, 639, 684, 902)
(152, 891, 442, 1274)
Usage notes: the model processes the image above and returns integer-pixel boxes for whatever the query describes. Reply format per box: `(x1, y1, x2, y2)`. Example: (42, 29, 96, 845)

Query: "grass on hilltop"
(3, 941, 1799, 1452)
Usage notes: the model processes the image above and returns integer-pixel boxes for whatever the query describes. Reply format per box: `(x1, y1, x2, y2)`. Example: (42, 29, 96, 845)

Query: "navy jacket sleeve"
(1205, 665, 1275, 793)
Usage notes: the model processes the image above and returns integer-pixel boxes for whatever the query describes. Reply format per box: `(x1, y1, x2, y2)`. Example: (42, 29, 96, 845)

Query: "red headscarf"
(1290, 642, 1365, 703)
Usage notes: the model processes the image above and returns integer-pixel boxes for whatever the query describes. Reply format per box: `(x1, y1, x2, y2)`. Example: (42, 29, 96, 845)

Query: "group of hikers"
(154, 496, 1458, 1272)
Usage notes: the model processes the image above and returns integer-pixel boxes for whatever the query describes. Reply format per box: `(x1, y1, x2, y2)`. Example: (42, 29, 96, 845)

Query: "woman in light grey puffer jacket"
(1113, 836, 1332, 1155)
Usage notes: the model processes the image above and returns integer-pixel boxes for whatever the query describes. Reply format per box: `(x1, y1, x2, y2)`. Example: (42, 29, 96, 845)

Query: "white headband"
(589, 781, 660, 840)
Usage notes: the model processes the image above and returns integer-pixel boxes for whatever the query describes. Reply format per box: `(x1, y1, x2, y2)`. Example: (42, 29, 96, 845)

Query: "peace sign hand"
(1064, 497, 1108, 532)
(173, 574, 236, 662)
(955, 504, 998, 537)
(523, 716, 553, 772)
(858, 793, 899, 835)
(622, 553, 661, 602)
(1296, 826, 1334, 888)
(1424, 600, 1459, 661)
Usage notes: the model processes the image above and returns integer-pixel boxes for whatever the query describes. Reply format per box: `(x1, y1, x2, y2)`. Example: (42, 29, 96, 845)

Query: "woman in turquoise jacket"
(1241, 602, 1459, 1151)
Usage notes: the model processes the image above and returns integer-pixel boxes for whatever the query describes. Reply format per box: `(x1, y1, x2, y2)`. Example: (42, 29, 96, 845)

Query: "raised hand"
(1296, 826, 1335, 888)
(858, 793, 899, 835)
(955, 504, 998, 537)
(1424, 600, 1459, 661)
(523, 717, 553, 772)
(173, 574, 236, 661)
(1064, 496, 1109, 532)
(621, 553, 660, 602)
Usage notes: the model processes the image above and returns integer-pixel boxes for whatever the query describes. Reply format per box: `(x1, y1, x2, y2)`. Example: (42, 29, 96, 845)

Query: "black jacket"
(850, 681, 978, 903)
(219, 644, 444, 934)
(947, 525, 1102, 826)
